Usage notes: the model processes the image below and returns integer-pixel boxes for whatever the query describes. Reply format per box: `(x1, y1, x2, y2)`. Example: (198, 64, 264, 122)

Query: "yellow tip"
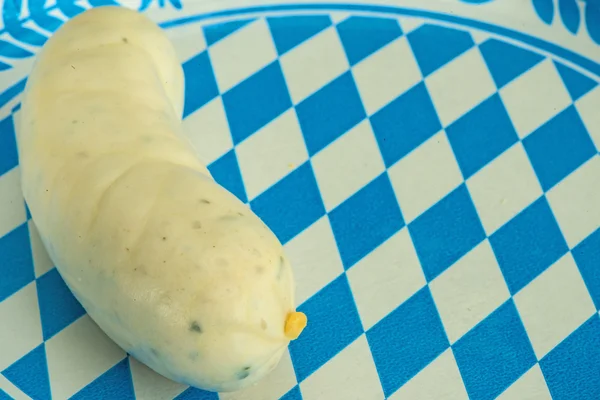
(284, 311, 307, 340)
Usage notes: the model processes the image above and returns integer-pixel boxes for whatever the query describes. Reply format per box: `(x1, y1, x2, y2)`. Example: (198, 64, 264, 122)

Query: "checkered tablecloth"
(1, 2, 599, 399)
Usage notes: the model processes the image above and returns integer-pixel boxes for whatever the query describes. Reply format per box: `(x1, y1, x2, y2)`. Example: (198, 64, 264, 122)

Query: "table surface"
(0, 1, 599, 399)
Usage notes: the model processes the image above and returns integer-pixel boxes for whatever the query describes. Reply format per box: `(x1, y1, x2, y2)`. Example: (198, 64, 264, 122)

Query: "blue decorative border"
(1, 1, 599, 112)
(158, 3, 600, 77)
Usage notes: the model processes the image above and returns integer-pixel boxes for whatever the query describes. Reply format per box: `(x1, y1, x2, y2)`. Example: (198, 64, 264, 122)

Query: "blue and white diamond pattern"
(1, 6, 600, 400)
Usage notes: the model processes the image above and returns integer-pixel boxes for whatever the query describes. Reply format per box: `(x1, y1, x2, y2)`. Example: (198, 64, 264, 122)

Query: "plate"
(1, 0, 599, 399)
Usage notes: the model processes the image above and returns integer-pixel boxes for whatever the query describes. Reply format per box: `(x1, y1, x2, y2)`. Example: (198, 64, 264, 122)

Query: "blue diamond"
(182, 51, 219, 118)
(203, 19, 255, 47)
(250, 162, 325, 244)
(409, 185, 485, 281)
(479, 39, 543, 88)
(523, 106, 596, 191)
(268, 15, 332, 55)
(208, 150, 247, 203)
(454, 300, 536, 400)
(408, 24, 474, 77)
(71, 358, 135, 400)
(175, 386, 219, 400)
(490, 196, 568, 294)
(367, 287, 449, 397)
(296, 71, 366, 156)
(446, 94, 518, 179)
(540, 315, 600, 400)
(554, 61, 598, 101)
(329, 173, 404, 269)
(573, 229, 600, 310)
(2, 344, 51, 400)
(0, 115, 18, 176)
(370, 82, 442, 167)
(289, 274, 363, 382)
(0, 223, 35, 302)
(337, 16, 403, 65)
(223, 61, 292, 145)
(279, 386, 302, 400)
(37, 268, 86, 340)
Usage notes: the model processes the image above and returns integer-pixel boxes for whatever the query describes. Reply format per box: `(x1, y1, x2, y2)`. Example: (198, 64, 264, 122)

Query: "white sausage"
(16, 6, 306, 392)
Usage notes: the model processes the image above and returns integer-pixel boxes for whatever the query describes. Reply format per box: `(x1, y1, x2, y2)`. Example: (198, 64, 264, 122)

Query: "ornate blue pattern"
(2, 0, 48, 46)
(532, 0, 555, 25)
(586, 1, 600, 43)
(559, 0, 581, 34)
(139, 0, 182, 11)
(0, 0, 598, 74)
(531, 0, 600, 44)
